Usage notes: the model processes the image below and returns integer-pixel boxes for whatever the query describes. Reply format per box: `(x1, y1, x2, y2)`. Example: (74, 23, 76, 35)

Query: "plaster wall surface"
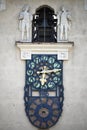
(0, 0, 87, 130)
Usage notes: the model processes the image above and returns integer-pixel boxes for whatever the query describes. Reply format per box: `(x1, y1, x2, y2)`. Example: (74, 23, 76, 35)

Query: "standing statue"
(18, 5, 33, 42)
(57, 7, 71, 42)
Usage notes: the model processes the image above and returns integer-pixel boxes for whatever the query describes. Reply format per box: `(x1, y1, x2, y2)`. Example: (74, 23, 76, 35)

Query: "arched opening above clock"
(32, 5, 57, 42)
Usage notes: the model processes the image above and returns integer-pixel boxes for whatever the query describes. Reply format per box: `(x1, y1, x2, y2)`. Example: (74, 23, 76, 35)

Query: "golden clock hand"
(42, 68, 61, 73)
(40, 73, 47, 85)
(37, 66, 47, 85)
(37, 66, 61, 86)
(37, 66, 47, 74)
(37, 68, 61, 74)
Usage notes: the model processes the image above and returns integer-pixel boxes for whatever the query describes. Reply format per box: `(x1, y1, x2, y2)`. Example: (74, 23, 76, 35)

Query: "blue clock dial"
(33, 82, 41, 89)
(26, 55, 63, 90)
(53, 62, 60, 69)
(27, 70, 33, 76)
(28, 62, 35, 69)
(48, 57, 55, 64)
(25, 54, 64, 129)
(48, 81, 55, 88)
(28, 76, 36, 83)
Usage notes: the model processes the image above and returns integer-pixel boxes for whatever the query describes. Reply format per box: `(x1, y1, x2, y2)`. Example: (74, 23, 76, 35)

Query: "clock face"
(25, 54, 64, 129)
(26, 55, 63, 90)
(28, 97, 60, 129)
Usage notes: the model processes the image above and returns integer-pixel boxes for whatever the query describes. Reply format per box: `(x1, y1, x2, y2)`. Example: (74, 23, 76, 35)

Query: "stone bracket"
(16, 42, 74, 60)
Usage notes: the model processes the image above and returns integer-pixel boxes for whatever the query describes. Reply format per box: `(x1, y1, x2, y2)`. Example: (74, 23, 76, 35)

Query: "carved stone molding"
(16, 42, 74, 60)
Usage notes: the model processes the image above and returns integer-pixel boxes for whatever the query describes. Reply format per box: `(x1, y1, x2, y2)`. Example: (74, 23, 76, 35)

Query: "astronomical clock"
(16, 5, 73, 129)
(24, 54, 64, 129)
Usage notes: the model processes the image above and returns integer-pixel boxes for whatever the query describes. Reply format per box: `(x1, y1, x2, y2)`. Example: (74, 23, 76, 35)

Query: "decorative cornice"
(16, 42, 74, 60)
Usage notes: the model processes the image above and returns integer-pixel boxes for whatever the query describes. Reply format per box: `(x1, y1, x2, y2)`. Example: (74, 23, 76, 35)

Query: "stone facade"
(0, 0, 87, 130)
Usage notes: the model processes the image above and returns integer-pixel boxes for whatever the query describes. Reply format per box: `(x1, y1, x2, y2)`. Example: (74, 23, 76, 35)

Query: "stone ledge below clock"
(15, 41, 74, 60)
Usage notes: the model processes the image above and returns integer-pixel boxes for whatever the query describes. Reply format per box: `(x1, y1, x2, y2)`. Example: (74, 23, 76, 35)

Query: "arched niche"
(32, 5, 57, 42)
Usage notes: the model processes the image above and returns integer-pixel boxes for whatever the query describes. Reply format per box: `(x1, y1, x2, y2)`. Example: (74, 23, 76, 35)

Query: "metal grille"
(32, 7, 57, 42)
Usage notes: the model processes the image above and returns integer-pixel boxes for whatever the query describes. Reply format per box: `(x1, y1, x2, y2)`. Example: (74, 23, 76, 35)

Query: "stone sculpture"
(18, 5, 33, 42)
(57, 7, 71, 42)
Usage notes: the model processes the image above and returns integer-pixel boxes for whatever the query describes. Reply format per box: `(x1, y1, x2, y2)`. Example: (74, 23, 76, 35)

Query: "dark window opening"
(32, 6, 57, 42)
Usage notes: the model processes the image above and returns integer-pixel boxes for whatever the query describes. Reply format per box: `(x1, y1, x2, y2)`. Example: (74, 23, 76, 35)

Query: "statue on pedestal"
(18, 5, 33, 42)
(57, 7, 72, 42)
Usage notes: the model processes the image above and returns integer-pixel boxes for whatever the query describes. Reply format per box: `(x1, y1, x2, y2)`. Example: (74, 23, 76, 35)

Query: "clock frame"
(24, 54, 64, 129)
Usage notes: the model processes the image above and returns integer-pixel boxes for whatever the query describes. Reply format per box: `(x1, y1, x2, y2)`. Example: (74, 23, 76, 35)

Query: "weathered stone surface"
(0, 0, 87, 130)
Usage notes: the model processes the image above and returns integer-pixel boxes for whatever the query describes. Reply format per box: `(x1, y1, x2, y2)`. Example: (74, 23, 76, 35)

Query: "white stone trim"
(16, 42, 74, 60)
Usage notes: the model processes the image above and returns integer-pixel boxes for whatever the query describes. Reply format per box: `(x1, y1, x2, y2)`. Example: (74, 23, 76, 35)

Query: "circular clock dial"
(26, 55, 62, 90)
(28, 97, 60, 129)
